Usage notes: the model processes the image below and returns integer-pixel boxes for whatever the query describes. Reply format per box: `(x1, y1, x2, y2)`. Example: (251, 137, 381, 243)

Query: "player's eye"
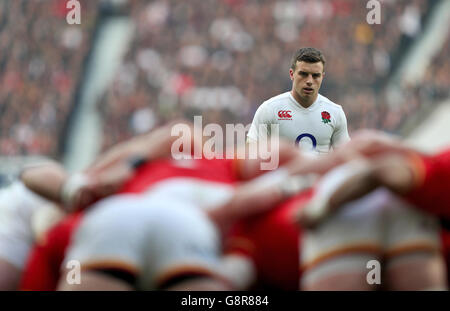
(299, 72, 308, 77)
(312, 73, 321, 79)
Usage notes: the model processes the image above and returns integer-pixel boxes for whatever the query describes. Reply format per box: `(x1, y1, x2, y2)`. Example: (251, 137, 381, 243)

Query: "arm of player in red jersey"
(20, 157, 131, 212)
(208, 131, 408, 232)
(21, 120, 202, 212)
(88, 119, 201, 174)
(288, 130, 435, 227)
(286, 129, 429, 177)
(402, 148, 450, 219)
(295, 149, 450, 228)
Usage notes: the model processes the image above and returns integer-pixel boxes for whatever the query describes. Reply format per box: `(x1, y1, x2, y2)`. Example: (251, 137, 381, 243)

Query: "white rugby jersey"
(247, 92, 350, 155)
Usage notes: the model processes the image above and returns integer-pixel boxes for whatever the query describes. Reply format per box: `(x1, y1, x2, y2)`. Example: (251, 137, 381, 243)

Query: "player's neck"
(290, 90, 317, 109)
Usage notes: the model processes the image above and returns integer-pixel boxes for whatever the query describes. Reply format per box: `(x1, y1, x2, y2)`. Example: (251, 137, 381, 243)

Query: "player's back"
(119, 157, 239, 211)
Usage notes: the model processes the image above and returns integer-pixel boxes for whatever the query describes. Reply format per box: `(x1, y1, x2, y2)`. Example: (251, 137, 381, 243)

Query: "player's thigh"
(301, 255, 381, 291)
(300, 190, 386, 290)
(384, 253, 447, 291)
(383, 201, 447, 290)
(0, 259, 22, 290)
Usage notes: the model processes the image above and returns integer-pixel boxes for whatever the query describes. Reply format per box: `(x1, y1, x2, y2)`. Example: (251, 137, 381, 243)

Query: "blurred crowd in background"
(0, 0, 96, 156)
(0, 0, 448, 157)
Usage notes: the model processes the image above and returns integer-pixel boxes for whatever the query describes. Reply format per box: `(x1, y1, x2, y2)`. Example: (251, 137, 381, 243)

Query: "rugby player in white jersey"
(247, 47, 350, 155)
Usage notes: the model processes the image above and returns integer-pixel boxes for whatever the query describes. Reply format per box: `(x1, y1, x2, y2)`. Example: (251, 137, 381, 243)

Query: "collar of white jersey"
(288, 92, 322, 111)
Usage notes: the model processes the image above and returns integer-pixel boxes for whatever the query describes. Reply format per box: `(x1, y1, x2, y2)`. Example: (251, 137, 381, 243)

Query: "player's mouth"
(302, 87, 314, 94)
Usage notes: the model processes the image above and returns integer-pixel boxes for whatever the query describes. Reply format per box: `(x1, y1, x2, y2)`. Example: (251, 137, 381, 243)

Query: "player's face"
(290, 61, 324, 106)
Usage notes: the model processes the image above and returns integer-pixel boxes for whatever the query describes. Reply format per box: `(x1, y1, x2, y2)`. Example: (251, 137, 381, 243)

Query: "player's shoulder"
(261, 92, 291, 108)
(317, 94, 344, 112)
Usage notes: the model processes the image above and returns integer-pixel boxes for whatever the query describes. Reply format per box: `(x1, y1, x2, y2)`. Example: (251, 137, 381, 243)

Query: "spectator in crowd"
(1, 0, 447, 157)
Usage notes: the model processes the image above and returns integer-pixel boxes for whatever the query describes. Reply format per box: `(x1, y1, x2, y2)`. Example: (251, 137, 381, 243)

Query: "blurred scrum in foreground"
(0, 0, 448, 164)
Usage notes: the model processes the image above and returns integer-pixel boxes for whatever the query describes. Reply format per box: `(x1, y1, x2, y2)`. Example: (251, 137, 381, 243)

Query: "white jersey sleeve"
(247, 102, 274, 143)
(330, 106, 350, 148)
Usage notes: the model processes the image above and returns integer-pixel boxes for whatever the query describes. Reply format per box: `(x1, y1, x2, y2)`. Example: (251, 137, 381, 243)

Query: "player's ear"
(289, 68, 294, 81)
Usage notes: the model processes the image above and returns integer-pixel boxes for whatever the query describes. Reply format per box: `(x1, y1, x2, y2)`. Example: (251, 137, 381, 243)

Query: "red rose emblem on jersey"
(321, 111, 331, 124)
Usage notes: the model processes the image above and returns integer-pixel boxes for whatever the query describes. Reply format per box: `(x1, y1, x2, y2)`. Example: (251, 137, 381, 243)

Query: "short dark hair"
(290, 47, 326, 71)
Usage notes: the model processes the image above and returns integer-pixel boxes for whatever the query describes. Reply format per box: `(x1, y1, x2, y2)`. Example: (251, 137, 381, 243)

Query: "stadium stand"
(0, 0, 447, 157)
(0, 0, 96, 157)
(97, 0, 442, 151)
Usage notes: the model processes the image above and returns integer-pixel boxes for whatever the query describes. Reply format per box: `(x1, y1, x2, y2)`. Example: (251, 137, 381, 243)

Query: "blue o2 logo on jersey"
(295, 133, 317, 150)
